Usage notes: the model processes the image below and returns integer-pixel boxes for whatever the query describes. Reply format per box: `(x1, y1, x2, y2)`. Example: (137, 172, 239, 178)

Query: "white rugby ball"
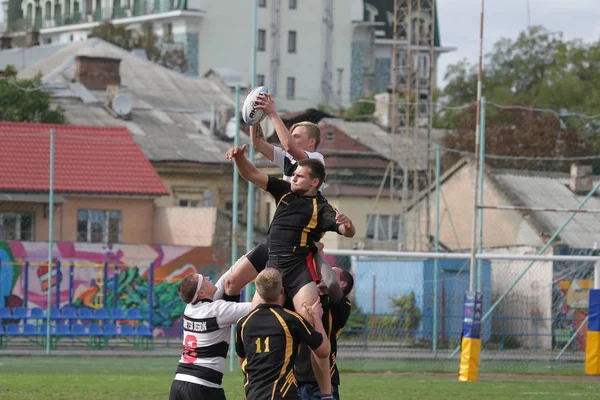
(242, 86, 270, 126)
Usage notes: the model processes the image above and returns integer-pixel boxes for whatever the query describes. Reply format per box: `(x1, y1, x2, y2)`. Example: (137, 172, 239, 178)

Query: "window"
(0, 213, 35, 241)
(366, 214, 400, 242)
(179, 199, 202, 207)
(163, 22, 173, 39)
(258, 29, 266, 51)
(259, 0, 266, 7)
(326, 131, 335, 141)
(257, 74, 265, 86)
(77, 210, 122, 243)
(289, 0, 296, 9)
(225, 201, 245, 221)
(288, 30, 297, 53)
(286, 77, 295, 99)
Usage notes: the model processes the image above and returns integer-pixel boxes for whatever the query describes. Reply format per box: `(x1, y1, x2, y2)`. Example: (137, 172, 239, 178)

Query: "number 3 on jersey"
(255, 337, 270, 353)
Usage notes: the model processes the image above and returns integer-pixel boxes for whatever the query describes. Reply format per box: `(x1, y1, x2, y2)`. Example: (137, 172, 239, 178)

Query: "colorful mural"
(553, 279, 593, 349)
(0, 241, 228, 336)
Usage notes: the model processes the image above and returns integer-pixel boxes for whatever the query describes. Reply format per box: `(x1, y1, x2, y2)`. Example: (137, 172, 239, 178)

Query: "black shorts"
(246, 242, 269, 273)
(169, 380, 226, 400)
(267, 253, 319, 299)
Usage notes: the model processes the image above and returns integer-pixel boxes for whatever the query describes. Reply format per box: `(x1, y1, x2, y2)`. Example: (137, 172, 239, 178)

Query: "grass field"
(0, 357, 598, 400)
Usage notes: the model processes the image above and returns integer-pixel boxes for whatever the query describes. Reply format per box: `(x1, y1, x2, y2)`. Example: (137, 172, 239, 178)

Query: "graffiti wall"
(0, 241, 228, 336)
(553, 279, 593, 350)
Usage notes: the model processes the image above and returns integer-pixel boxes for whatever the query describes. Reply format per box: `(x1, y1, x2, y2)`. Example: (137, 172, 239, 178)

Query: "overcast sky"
(436, 0, 600, 87)
(1, 1, 599, 88)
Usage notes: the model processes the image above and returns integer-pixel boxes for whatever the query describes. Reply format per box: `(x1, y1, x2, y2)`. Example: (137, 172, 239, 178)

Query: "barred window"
(0, 212, 35, 241)
(77, 209, 122, 243)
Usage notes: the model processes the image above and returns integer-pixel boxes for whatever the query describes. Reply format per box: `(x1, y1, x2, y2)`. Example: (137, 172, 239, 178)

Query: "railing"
(5, 1, 188, 32)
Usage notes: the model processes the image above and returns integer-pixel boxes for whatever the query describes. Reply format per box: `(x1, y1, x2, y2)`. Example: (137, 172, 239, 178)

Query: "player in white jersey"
(252, 91, 325, 181)
(169, 268, 253, 400)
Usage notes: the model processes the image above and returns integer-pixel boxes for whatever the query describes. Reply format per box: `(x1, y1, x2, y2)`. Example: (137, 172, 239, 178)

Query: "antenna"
(260, 117, 275, 138)
(111, 93, 133, 116)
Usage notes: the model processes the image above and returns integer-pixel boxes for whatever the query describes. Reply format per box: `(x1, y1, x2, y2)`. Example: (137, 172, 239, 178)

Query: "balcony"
(9, 1, 189, 32)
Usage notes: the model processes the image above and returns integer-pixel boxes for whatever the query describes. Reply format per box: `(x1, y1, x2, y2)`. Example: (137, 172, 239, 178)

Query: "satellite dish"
(260, 117, 275, 138)
(112, 93, 133, 116)
(225, 117, 238, 139)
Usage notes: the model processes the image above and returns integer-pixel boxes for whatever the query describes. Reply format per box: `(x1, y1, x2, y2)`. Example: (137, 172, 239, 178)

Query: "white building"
(1, 0, 453, 111)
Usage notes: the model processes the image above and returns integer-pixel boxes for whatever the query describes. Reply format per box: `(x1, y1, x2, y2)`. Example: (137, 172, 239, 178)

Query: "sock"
(222, 293, 241, 303)
(321, 395, 334, 400)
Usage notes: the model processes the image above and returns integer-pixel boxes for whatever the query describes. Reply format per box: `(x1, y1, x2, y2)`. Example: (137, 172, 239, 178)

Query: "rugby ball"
(242, 86, 270, 126)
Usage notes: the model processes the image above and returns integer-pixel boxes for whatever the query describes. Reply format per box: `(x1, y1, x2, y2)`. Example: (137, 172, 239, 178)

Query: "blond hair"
(255, 268, 283, 303)
(290, 121, 321, 150)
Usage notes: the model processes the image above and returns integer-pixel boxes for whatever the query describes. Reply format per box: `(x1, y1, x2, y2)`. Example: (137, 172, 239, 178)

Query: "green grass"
(0, 357, 598, 400)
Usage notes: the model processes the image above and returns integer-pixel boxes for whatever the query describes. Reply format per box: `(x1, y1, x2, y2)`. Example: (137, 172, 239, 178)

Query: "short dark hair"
(297, 158, 326, 189)
(338, 268, 354, 296)
(178, 273, 199, 304)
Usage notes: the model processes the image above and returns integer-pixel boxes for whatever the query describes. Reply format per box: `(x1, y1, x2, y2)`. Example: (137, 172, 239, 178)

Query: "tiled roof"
(0, 122, 168, 196)
(5, 38, 247, 164)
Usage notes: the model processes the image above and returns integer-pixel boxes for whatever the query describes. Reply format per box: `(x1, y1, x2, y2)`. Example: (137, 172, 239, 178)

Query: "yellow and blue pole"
(585, 261, 600, 375)
(459, 291, 483, 382)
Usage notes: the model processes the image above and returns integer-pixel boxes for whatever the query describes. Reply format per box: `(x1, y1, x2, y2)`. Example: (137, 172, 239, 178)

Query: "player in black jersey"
(235, 268, 330, 400)
(295, 261, 354, 400)
(226, 144, 355, 400)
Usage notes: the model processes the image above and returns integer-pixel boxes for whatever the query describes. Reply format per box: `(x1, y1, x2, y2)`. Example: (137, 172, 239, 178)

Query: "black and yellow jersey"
(266, 177, 340, 257)
(235, 303, 323, 400)
(295, 296, 352, 386)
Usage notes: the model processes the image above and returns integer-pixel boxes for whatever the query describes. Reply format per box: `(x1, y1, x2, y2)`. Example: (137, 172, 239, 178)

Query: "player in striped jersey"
(169, 272, 253, 400)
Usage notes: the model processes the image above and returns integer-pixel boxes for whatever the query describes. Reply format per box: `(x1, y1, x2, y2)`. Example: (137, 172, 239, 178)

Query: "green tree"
(441, 103, 594, 172)
(344, 93, 375, 121)
(437, 25, 600, 130)
(89, 22, 188, 73)
(0, 68, 66, 123)
(389, 291, 421, 339)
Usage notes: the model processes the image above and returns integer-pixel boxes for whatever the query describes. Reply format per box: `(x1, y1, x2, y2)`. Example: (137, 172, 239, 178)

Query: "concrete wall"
(405, 163, 544, 252)
(487, 246, 553, 350)
(153, 206, 216, 246)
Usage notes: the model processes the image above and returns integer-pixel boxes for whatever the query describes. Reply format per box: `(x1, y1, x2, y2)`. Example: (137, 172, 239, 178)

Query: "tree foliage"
(0, 68, 66, 123)
(89, 22, 188, 73)
(437, 26, 600, 131)
(389, 291, 421, 338)
(344, 93, 375, 121)
(441, 104, 594, 171)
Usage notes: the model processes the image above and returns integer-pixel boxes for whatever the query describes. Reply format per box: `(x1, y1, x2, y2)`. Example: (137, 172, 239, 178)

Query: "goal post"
(323, 248, 600, 376)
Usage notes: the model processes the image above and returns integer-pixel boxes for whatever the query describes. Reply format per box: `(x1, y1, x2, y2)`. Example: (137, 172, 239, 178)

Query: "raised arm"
(250, 124, 275, 162)
(226, 144, 268, 190)
(255, 93, 308, 161)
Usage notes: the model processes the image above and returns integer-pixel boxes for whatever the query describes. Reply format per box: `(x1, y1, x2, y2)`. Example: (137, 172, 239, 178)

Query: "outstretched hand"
(226, 144, 248, 160)
(303, 297, 323, 321)
(335, 211, 352, 227)
(254, 92, 277, 117)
